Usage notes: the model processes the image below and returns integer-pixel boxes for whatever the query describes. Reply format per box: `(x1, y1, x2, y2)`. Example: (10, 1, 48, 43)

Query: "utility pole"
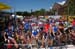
(13, 8, 17, 31)
(31, 9, 33, 15)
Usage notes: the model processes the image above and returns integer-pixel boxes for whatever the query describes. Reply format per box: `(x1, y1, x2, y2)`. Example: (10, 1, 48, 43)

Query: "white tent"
(48, 15, 62, 19)
(12, 14, 23, 20)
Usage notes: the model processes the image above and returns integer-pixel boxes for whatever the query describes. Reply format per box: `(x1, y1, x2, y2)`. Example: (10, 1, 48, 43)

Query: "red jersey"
(44, 23, 50, 33)
(72, 20, 75, 26)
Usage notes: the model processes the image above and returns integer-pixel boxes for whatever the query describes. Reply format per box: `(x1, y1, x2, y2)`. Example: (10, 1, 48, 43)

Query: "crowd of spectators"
(0, 15, 75, 49)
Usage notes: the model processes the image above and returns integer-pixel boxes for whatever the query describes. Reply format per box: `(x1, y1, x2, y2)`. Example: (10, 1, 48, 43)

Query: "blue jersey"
(24, 22, 30, 30)
(7, 31, 13, 37)
(53, 26, 58, 33)
(32, 30, 38, 36)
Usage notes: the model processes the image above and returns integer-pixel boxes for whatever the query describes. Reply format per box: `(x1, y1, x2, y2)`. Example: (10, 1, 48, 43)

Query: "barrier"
(4, 44, 75, 49)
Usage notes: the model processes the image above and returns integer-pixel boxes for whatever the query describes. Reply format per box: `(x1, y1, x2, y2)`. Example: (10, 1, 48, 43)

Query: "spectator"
(72, 18, 75, 30)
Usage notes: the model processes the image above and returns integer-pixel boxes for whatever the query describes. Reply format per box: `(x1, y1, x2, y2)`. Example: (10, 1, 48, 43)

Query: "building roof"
(52, 3, 62, 10)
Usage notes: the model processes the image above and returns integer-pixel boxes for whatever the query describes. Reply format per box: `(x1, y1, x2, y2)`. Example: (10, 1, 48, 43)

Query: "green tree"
(16, 11, 23, 15)
(23, 11, 31, 16)
(34, 11, 40, 16)
(66, 0, 75, 15)
(39, 9, 46, 15)
(16, 11, 31, 16)
(33, 8, 46, 16)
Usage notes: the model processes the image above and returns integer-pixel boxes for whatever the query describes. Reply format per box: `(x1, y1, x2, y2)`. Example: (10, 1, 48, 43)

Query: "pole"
(67, 6, 69, 22)
(14, 8, 16, 31)
(65, 6, 70, 49)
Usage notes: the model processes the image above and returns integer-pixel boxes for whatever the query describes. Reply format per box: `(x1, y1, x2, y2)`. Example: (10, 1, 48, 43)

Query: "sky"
(0, 0, 66, 12)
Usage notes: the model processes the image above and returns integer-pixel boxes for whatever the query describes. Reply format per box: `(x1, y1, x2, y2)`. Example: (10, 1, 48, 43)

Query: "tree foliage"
(16, 8, 55, 16)
(65, 0, 75, 15)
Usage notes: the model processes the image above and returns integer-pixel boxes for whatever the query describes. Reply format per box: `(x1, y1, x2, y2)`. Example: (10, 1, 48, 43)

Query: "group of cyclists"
(0, 16, 75, 49)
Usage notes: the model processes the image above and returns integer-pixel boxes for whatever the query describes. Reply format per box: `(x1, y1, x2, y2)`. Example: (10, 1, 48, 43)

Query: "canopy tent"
(0, 2, 11, 10)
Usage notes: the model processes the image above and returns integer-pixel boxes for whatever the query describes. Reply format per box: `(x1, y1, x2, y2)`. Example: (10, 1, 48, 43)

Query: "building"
(52, 0, 69, 15)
